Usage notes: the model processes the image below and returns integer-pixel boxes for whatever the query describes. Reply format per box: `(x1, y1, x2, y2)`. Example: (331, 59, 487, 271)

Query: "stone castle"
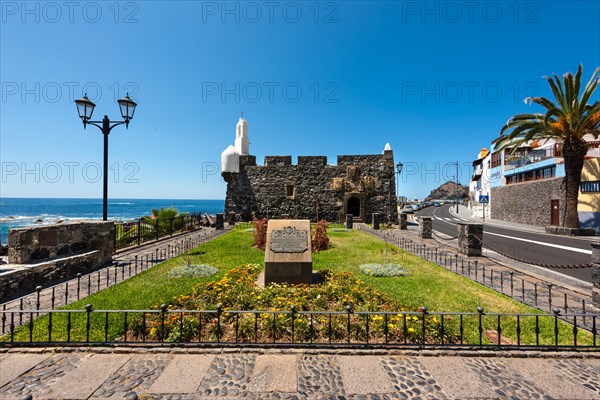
(221, 117, 398, 223)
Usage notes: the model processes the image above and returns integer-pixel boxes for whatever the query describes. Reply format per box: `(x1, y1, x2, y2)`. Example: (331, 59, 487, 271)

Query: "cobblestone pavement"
(0, 348, 598, 399)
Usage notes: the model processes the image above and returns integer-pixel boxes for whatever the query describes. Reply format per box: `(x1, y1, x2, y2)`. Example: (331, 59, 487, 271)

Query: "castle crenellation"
(222, 117, 398, 223)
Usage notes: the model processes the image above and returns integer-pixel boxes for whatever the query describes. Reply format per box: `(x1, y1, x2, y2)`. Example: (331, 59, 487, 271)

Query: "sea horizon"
(0, 197, 225, 245)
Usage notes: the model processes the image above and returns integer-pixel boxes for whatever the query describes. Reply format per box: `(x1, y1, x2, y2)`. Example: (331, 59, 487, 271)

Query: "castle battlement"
(221, 117, 398, 222)
(236, 154, 390, 169)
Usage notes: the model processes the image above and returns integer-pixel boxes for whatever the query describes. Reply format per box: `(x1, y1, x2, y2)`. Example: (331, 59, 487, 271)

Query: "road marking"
(431, 209, 457, 226)
(431, 207, 592, 255)
(484, 231, 592, 255)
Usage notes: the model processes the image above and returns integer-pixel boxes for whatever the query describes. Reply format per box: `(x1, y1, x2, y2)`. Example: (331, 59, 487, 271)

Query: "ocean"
(0, 198, 225, 245)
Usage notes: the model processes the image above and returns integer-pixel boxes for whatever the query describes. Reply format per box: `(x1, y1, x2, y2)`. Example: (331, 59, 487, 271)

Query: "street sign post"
(479, 195, 489, 222)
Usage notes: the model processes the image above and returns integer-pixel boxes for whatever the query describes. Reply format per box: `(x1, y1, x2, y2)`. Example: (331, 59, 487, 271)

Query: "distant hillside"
(425, 181, 469, 201)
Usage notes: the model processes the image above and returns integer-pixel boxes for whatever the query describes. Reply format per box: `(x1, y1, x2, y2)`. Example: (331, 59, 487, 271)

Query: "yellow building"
(578, 157, 600, 233)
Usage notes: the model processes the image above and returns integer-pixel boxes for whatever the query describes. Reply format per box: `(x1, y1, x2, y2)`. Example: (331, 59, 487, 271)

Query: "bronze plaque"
(269, 226, 308, 253)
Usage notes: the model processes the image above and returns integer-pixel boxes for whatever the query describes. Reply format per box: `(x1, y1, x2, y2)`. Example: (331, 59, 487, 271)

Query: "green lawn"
(2, 227, 595, 347)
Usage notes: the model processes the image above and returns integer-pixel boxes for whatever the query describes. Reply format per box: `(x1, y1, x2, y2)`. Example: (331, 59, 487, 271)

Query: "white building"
(221, 116, 249, 173)
(469, 148, 491, 219)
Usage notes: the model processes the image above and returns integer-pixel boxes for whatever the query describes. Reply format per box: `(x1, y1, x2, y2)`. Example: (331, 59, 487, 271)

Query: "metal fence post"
(137, 219, 142, 246)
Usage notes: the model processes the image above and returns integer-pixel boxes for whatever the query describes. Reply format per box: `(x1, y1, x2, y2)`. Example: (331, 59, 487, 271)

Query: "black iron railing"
(115, 212, 204, 250)
(1, 306, 598, 350)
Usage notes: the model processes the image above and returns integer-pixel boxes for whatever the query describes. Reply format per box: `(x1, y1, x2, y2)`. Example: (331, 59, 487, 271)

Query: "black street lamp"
(75, 93, 138, 221)
(395, 161, 403, 211)
(454, 161, 460, 214)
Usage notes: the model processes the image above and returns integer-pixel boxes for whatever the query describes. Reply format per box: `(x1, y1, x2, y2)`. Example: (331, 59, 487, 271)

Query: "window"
(491, 152, 502, 168)
(286, 183, 296, 198)
(505, 166, 556, 185)
(581, 181, 600, 193)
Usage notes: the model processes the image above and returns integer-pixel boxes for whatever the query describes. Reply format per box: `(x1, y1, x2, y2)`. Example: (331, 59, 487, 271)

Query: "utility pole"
(455, 161, 459, 214)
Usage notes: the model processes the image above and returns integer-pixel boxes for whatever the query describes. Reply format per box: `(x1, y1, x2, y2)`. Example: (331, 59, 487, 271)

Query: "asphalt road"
(415, 205, 597, 283)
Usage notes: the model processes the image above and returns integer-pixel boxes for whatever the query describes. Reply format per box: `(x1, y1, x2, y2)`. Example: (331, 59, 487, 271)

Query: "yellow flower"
(408, 327, 415, 333)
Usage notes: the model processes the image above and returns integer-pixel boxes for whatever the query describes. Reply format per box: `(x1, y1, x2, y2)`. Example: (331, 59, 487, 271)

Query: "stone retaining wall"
(8, 221, 114, 264)
(0, 251, 103, 302)
(2, 221, 114, 302)
(490, 178, 565, 226)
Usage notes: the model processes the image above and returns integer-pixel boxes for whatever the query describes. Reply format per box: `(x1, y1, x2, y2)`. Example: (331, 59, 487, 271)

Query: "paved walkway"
(449, 205, 549, 234)
(0, 347, 598, 399)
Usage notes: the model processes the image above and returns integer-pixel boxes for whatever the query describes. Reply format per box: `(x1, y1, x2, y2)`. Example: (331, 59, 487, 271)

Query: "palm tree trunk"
(562, 138, 588, 228)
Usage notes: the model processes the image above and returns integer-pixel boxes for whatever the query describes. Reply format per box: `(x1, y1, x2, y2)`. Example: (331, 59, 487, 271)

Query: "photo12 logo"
(400, 81, 539, 104)
(201, 81, 339, 103)
(400, 1, 540, 24)
(1, 162, 140, 184)
(1, 1, 140, 23)
(399, 162, 471, 184)
(1, 81, 140, 104)
(201, 1, 339, 23)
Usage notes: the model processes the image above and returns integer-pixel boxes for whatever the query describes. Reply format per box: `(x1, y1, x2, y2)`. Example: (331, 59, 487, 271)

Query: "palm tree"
(496, 65, 600, 228)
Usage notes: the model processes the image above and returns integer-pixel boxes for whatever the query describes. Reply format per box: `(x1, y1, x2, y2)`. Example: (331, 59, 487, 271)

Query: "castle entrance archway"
(347, 197, 361, 217)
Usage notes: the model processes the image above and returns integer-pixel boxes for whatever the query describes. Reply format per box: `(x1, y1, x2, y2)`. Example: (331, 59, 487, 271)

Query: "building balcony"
(504, 147, 555, 171)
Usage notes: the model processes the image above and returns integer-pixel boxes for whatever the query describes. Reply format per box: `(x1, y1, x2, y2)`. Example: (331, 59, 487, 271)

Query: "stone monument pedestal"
(372, 213, 380, 230)
(399, 213, 407, 230)
(264, 220, 313, 285)
(215, 213, 224, 230)
(419, 217, 432, 239)
(345, 214, 353, 229)
(457, 223, 483, 257)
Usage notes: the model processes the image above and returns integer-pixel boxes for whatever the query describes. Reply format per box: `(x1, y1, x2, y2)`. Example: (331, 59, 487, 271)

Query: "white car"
(401, 205, 414, 213)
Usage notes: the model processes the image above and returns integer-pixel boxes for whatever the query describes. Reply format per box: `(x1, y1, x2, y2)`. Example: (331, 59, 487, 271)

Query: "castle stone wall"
(223, 152, 397, 223)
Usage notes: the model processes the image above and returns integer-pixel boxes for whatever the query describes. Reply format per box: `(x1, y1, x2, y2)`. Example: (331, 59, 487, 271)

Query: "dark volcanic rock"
(425, 181, 469, 202)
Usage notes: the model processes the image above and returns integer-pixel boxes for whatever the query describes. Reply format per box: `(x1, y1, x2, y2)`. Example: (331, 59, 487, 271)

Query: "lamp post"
(455, 161, 460, 214)
(396, 161, 403, 208)
(75, 93, 138, 221)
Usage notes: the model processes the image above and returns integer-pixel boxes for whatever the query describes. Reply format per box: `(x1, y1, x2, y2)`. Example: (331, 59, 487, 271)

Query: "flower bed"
(133, 264, 456, 344)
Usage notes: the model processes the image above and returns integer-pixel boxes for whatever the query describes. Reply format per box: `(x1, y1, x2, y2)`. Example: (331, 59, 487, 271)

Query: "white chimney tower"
(221, 114, 250, 173)
(235, 116, 249, 155)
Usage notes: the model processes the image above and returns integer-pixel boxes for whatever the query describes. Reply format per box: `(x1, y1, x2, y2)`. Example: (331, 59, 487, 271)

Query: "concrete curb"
(2, 346, 599, 359)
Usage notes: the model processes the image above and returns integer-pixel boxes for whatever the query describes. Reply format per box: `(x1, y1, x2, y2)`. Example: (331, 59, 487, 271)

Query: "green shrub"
(168, 264, 218, 278)
(359, 263, 408, 277)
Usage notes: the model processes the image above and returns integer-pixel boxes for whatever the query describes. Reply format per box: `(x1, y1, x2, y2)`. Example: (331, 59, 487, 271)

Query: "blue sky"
(1, 0, 599, 201)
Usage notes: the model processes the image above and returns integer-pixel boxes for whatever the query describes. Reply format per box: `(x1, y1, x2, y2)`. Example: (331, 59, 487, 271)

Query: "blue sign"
(479, 195, 489, 204)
